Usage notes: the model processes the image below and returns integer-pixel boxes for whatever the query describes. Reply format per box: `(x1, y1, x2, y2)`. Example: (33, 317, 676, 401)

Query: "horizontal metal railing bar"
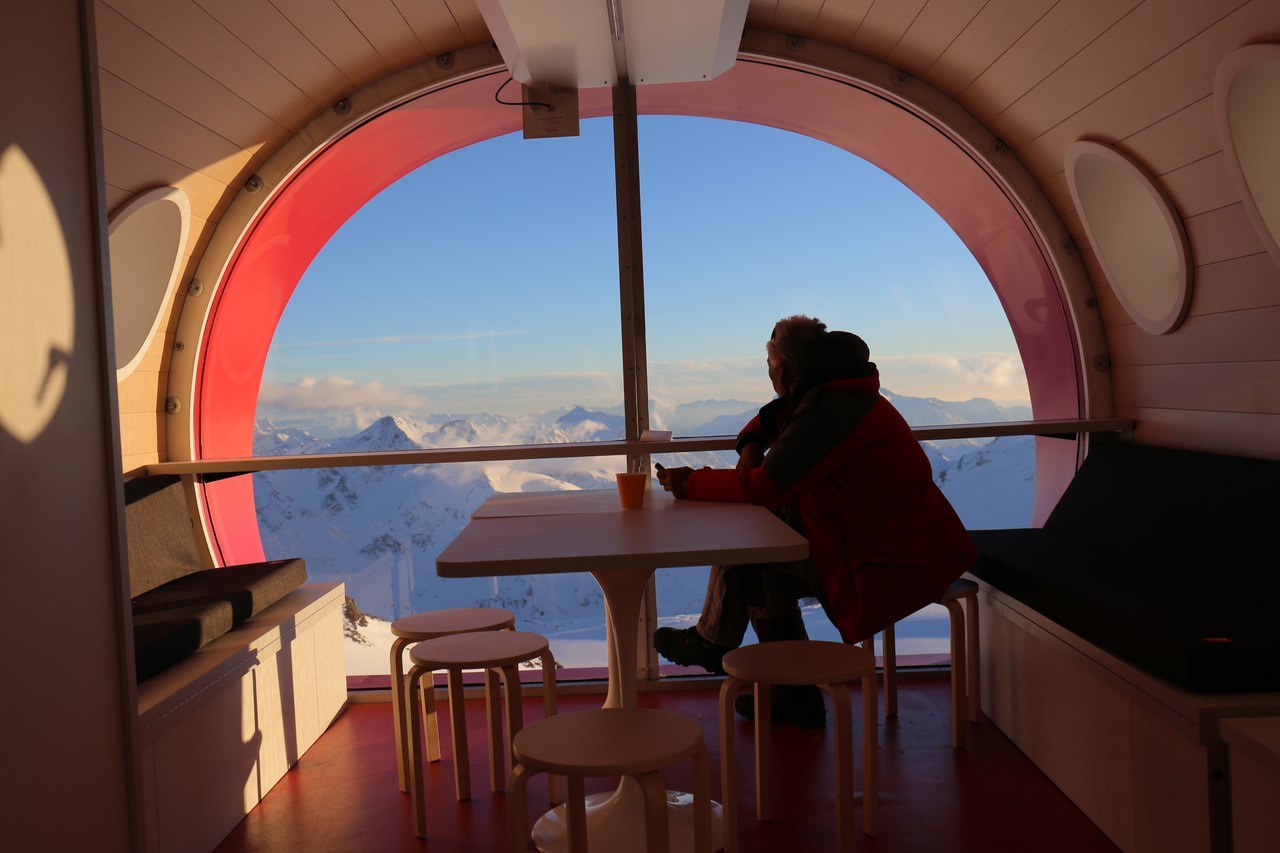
(137, 418, 1133, 477)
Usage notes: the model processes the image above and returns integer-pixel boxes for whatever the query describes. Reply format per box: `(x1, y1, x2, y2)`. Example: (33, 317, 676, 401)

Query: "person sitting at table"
(654, 315, 977, 727)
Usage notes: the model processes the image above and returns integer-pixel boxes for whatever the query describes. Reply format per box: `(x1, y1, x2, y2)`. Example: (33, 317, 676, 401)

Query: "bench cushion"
(132, 558, 308, 682)
(970, 442, 1280, 695)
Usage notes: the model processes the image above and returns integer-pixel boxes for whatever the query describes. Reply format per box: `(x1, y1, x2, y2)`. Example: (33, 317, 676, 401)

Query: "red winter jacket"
(685, 371, 977, 643)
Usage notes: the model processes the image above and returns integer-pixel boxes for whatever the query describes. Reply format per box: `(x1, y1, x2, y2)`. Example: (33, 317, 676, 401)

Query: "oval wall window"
(1066, 140, 1192, 335)
(108, 186, 190, 379)
(1215, 43, 1280, 269)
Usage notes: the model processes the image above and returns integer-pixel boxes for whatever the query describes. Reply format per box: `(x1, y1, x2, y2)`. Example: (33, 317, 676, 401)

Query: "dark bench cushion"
(132, 558, 308, 682)
(970, 443, 1280, 694)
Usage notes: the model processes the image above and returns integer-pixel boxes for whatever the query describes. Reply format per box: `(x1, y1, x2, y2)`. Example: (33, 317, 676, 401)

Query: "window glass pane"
(641, 116, 1033, 661)
(255, 121, 621, 676)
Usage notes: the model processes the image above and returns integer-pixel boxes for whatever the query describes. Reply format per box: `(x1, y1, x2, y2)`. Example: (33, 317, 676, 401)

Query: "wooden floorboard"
(213, 679, 1120, 852)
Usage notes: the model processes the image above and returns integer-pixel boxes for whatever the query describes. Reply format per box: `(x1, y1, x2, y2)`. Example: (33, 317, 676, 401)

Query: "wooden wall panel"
(771, 0, 824, 38)
(926, 0, 1056, 97)
(120, 411, 167, 463)
(1118, 406, 1280, 458)
(887, 0, 987, 79)
(192, 0, 353, 108)
(1012, 0, 1279, 179)
(267, 0, 392, 84)
(1162, 152, 1239, 219)
(1187, 203, 1269, 266)
(118, 370, 167, 415)
(961, 0, 1139, 117)
(1108, 305, 1280, 366)
(95, 4, 284, 150)
(1120, 95, 1219, 176)
(1114, 362, 1280, 414)
(99, 72, 253, 185)
(998, 0, 1246, 149)
(847, 0, 930, 57)
(1189, 253, 1280, 315)
(746, 0, 782, 32)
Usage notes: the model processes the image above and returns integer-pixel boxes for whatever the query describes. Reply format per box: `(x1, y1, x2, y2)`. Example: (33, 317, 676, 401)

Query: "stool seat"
(508, 709, 713, 852)
(723, 640, 874, 686)
(412, 630, 549, 670)
(392, 607, 515, 640)
(514, 708, 705, 776)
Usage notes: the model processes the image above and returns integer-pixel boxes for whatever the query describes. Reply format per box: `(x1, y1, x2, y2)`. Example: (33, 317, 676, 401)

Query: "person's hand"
(656, 465, 693, 499)
(736, 442, 764, 473)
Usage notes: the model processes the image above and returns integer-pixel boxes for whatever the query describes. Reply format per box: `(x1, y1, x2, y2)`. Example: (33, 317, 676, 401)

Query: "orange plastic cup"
(616, 472, 648, 509)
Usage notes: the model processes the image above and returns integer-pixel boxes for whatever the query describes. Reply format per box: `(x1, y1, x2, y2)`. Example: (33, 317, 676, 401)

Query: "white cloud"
(258, 376, 428, 412)
(877, 353, 1028, 402)
(270, 329, 535, 350)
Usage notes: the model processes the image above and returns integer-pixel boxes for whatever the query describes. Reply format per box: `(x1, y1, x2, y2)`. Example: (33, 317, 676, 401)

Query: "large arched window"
(187, 52, 1094, 677)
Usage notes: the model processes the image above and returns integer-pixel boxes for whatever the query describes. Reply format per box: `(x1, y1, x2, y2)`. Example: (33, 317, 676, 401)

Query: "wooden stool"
(390, 607, 515, 792)
(881, 577, 980, 748)
(406, 629, 557, 839)
(507, 708, 712, 853)
(719, 640, 878, 852)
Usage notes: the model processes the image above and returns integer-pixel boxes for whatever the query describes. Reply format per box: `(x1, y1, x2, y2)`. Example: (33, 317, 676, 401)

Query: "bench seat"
(969, 441, 1280, 695)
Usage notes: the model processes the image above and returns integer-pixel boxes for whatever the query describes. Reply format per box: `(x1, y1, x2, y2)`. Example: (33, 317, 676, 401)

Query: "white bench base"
(136, 582, 347, 853)
(977, 582, 1280, 853)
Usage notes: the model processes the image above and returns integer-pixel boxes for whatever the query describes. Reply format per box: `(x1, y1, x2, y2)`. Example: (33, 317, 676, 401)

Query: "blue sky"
(260, 115, 1027, 428)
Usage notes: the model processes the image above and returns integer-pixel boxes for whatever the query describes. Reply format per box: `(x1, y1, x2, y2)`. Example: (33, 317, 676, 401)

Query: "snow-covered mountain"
(254, 391, 1033, 673)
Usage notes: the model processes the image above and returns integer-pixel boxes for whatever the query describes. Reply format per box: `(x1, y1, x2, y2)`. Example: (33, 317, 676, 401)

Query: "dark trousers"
(695, 560, 825, 648)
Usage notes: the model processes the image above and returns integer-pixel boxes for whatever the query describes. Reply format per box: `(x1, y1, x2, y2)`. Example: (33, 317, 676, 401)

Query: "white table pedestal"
(531, 777, 725, 853)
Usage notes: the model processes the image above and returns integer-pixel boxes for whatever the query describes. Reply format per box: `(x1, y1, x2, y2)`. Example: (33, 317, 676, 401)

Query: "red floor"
(213, 679, 1120, 852)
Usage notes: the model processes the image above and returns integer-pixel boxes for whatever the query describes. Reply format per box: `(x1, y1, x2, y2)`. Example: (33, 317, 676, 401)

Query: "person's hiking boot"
(653, 626, 733, 675)
(734, 684, 827, 728)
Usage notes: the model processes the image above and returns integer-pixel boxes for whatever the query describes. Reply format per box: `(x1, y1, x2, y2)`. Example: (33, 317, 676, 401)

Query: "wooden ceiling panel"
(1012, 0, 1280, 182)
(771, 0, 825, 38)
(1190, 253, 1280, 315)
(886, 0, 987, 79)
(996, 0, 1249, 149)
(333, 0, 431, 70)
(442, 0, 491, 45)
(267, 0, 392, 84)
(95, 4, 284, 150)
(1161, 152, 1238, 219)
(101, 0, 316, 130)
(925, 0, 1056, 97)
(746, 0, 784, 32)
(99, 71, 254, 186)
(101, 130, 230, 221)
(391, 0, 467, 55)
(847, 0, 929, 57)
(961, 0, 1140, 119)
(191, 0, 353, 108)
(807, 1, 873, 50)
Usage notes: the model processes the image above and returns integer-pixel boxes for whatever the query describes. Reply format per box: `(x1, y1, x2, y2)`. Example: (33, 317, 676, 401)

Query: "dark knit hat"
(796, 331, 873, 388)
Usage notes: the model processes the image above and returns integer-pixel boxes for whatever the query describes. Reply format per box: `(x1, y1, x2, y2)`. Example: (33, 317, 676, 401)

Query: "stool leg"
(829, 684, 854, 853)
(565, 775, 587, 853)
(485, 668, 505, 793)
(692, 743, 711, 853)
(422, 670, 441, 763)
(964, 590, 980, 723)
(882, 625, 898, 717)
(861, 669, 879, 837)
(540, 651, 563, 805)
(447, 668, 472, 800)
(499, 664, 525, 791)
(718, 677, 744, 853)
(508, 762, 533, 853)
(944, 599, 967, 749)
(390, 637, 411, 792)
(407, 665, 430, 839)
(638, 771, 671, 853)
(754, 682, 774, 822)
